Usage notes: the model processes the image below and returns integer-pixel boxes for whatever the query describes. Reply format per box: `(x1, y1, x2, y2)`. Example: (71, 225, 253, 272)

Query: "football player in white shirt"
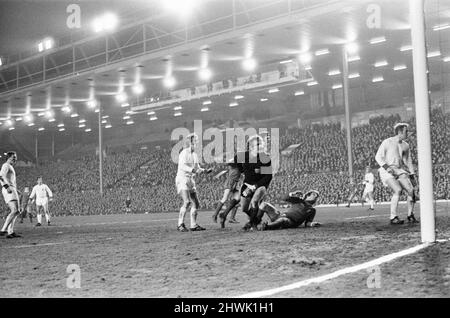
(375, 123, 418, 225)
(176, 133, 210, 232)
(362, 166, 375, 211)
(0, 152, 22, 238)
(29, 176, 53, 226)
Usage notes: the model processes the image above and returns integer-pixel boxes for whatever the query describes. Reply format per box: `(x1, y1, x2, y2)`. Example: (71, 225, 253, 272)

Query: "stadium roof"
(0, 0, 449, 135)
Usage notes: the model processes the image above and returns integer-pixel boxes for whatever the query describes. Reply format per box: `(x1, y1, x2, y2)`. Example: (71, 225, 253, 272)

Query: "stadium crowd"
(3, 109, 449, 216)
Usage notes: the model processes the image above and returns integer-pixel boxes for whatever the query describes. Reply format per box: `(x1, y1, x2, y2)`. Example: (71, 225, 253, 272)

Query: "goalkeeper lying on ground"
(259, 190, 321, 231)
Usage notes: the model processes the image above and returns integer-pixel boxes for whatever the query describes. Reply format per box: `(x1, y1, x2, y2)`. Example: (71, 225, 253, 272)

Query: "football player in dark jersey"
(259, 190, 321, 230)
(19, 187, 33, 223)
(212, 163, 241, 224)
(219, 135, 272, 230)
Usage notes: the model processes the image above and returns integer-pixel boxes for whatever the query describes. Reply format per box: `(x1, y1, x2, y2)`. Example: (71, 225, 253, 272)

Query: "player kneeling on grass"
(259, 190, 321, 231)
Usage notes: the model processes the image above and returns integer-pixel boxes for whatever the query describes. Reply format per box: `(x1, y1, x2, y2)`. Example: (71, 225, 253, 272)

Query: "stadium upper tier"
(1, 0, 449, 137)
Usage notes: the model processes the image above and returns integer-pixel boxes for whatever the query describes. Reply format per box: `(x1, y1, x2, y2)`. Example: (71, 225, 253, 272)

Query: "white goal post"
(410, 0, 436, 243)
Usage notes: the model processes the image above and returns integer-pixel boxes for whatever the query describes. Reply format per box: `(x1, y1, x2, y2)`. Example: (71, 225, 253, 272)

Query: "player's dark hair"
(6, 151, 16, 159)
(184, 133, 198, 148)
(395, 125, 407, 135)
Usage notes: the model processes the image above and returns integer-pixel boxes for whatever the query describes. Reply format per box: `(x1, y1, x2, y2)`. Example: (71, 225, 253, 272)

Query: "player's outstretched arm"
(305, 221, 322, 228)
(192, 164, 206, 174)
(289, 190, 303, 197)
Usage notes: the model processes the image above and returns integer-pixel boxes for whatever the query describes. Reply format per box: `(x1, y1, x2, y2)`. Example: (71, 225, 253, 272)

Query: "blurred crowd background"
(3, 109, 449, 216)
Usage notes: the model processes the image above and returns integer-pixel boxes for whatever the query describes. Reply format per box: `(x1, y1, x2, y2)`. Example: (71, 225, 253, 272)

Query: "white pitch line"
(345, 215, 386, 220)
(7, 242, 69, 249)
(56, 218, 179, 228)
(130, 268, 153, 274)
(236, 242, 434, 298)
(81, 218, 178, 226)
(5, 237, 115, 249)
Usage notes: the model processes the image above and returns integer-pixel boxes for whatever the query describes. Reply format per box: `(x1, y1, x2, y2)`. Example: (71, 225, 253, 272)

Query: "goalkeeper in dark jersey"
(259, 190, 321, 230)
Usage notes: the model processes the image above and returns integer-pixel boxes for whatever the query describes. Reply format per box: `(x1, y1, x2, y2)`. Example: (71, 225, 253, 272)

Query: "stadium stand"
(4, 109, 449, 216)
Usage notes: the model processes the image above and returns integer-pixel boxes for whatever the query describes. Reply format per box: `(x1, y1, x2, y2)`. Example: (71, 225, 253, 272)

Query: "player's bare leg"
(188, 191, 205, 231)
(239, 196, 252, 230)
(362, 192, 371, 210)
(228, 204, 239, 223)
(19, 208, 25, 223)
(249, 186, 267, 229)
(366, 192, 375, 210)
(1, 203, 17, 233)
(346, 190, 357, 207)
(43, 203, 51, 225)
(386, 178, 404, 225)
(259, 202, 280, 221)
(261, 217, 291, 230)
(258, 203, 288, 230)
(7, 209, 19, 237)
(177, 190, 191, 232)
(0, 202, 21, 238)
(36, 205, 43, 226)
(212, 188, 230, 223)
(218, 191, 240, 228)
(239, 186, 267, 231)
(398, 174, 418, 223)
(28, 207, 33, 223)
(369, 193, 375, 210)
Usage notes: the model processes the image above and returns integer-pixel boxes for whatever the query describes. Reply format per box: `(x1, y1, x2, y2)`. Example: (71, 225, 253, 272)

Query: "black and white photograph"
(0, 0, 449, 303)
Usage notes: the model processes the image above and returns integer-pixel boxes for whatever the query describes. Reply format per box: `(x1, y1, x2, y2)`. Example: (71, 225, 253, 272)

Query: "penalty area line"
(5, 242, 69, 249)
(236, 241, 442, 298)
(345, 215, 387, 220)
(57, 218, 179, 228)
(4, 237, 115, 249)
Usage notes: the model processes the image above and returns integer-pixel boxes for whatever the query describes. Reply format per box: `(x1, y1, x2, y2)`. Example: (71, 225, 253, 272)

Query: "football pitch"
(1, 203, 450, 298)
